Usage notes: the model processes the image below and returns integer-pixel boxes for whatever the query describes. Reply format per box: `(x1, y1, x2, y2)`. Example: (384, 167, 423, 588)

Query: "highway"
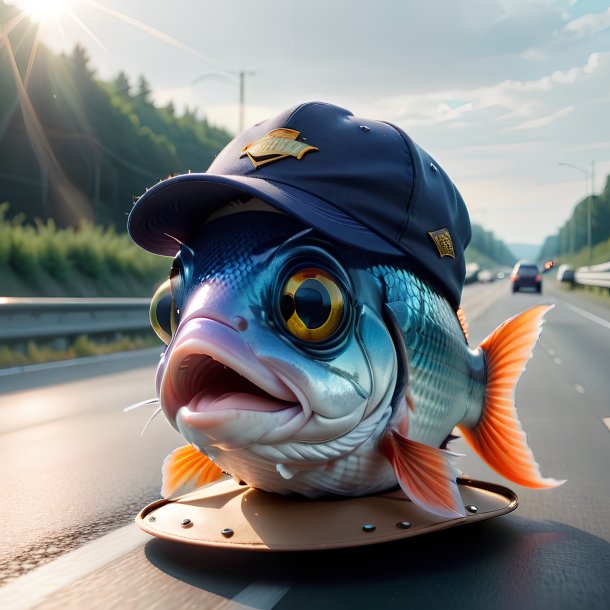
(0, 277, 609, 609)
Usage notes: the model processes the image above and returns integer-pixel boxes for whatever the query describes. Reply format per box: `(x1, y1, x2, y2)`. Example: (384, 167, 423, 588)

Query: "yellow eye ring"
(150, 278, 178, 344)
(280, 268, 345, 342)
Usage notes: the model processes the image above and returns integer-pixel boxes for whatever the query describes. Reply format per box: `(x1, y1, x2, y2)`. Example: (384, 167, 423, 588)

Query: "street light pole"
(192, 69, 254, 134)
(238, 70, 255, 133)
(559, 162, 591, 263)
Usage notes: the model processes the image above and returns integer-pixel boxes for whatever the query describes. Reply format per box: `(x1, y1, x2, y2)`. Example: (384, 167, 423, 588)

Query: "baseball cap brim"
(128, 172, 404, 257)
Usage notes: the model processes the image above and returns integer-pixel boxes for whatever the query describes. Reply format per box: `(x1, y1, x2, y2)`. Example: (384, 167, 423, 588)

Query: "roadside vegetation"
(539, 174, 610, 267)
(1, 1, 231, 231)
(0, 332, 160, 369)
(0, 203, 169, 297)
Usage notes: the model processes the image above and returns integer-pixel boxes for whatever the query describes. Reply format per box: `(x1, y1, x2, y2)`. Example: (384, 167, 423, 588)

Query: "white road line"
(228, 582, 292, 610)
(553, 357, 563, 365)
(0, 524, 291, 610)
(0, 524, 149, 610)
(547, 348, 556, 356)
(604, 418, 610, 432)
(564, 302, 610, 331)
(574, 384, 586, 394)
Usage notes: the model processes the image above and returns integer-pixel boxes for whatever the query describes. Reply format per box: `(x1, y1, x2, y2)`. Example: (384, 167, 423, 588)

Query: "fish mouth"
(159, 318, 307, 449)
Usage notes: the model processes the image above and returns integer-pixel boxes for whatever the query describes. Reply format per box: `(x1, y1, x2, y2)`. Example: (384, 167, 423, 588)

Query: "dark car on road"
(511, 261, 542, 293)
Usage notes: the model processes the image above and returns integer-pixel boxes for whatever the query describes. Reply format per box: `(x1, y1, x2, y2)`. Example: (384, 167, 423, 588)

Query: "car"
(511, 261, 542, 293)
(477, 269, 493, 283)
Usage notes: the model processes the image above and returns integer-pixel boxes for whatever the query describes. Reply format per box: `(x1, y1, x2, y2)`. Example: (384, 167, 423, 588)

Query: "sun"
(18, 0, 76, 22)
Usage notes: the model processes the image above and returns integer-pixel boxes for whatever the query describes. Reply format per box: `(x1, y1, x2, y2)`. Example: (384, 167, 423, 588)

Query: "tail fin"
(457, 304, 565, 489)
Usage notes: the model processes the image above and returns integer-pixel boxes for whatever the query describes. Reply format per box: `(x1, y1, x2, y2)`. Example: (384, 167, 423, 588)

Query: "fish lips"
(158, 318, 308, 450)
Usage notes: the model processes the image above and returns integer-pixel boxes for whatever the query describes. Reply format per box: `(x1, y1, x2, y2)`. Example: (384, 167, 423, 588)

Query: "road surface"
(0, 278, 609, 609)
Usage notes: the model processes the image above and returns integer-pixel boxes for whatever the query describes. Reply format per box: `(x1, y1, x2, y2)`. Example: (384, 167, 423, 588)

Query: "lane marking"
(547, 348, 556, 356)
(229, 582, 292, 610)
(564, 302, 610, 331)
(574, 384, 586, 395)
(0, 524, 149, 610)
(0, 523, 291, 610)
(604, 418, 610, 432)
(553, 357, 563, 365)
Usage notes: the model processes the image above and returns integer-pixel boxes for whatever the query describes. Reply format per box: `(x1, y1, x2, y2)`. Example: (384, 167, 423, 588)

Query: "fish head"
(149, 205, 398, 489)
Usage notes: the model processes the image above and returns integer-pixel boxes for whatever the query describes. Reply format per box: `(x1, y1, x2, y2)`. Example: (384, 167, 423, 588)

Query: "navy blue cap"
(128, 102, 471, 308)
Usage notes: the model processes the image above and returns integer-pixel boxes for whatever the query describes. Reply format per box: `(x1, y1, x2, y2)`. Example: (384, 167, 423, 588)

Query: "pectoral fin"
(381, 429, 465, 518)
(161, 444, 224, 498)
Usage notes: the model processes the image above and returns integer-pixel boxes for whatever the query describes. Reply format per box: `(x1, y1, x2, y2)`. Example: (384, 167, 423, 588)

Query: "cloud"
(504, 106, 575, 131)
(360, 51, 610, 140)
(524, 7, 610, 57)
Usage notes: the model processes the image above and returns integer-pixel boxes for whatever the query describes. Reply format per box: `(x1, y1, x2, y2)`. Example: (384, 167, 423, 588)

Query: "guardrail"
(574, 261, 610, 290)
(0, 297, 151, 344)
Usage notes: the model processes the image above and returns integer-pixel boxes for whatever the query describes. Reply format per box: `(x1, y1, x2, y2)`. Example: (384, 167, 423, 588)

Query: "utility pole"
(238, 70, 255, 133)
(193, 70, 254, 134)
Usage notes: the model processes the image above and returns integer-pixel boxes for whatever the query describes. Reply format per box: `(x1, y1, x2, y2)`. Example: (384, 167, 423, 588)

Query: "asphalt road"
(1, 277, 609, 609)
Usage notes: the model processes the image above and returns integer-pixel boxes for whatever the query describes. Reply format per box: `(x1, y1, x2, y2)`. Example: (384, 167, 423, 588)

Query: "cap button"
(430, 162, 438, 172)
(359, 125, 371, 133)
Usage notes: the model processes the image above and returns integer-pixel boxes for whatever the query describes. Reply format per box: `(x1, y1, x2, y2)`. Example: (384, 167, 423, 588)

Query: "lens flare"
(18, 0, 76, 23)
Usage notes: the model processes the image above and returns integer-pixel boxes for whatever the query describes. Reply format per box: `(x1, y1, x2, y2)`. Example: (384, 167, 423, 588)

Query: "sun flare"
(19, 0, 76, 22)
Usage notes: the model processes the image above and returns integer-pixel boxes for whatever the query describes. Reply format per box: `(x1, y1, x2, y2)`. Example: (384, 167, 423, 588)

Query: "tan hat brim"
(136, 477, 517, 551)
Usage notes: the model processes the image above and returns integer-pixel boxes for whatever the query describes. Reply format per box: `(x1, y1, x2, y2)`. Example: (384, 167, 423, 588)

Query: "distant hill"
(508, 243, 540, 262)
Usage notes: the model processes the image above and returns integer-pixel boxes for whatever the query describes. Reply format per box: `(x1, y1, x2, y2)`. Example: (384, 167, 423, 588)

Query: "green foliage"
(0, 13, 231, 230)
(547, 172, 610, 263)
(466, 223, 516, 268)
(0, 203, 169, 295)
(0, 333, 160, 368)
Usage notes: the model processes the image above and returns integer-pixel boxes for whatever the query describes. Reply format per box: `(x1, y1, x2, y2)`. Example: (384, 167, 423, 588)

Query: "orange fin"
(381, 429, 464, 518)
(456, 307, 469, 342)
(457, 304, 565, 489)
(406, 389, 416, 413)
(161, 444, 224, 498)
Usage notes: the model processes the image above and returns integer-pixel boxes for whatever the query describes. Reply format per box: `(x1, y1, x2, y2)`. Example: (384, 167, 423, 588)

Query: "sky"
(6, 0, 610, 246)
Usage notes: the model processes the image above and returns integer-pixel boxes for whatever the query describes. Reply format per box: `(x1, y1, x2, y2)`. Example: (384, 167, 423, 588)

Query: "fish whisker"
(140, 407, 163, 437)
(123, 398, 159, 413)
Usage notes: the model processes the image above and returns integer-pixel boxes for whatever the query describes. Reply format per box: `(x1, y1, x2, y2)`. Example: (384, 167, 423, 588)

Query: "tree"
(113, 71, 131, 97)
(136, 75, 152, 103)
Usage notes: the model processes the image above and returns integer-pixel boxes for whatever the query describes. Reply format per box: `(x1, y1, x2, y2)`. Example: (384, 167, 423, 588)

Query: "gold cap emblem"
(241, 129, 318, 168)
(428, 228, 455, 258)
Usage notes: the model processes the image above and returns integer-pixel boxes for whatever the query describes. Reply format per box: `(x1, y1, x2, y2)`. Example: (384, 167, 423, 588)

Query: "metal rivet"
(181, 518, 193, 527)
(359, 125, 370, 132)
(430, 162, 438, 172)
(148, 516, 156, 522)
(362, 523, 376, 532)
(234, 316, 248, 331)
(397, 521, 411, 529)
(466, 505, 478, 513)
(221, 528, 234, 538)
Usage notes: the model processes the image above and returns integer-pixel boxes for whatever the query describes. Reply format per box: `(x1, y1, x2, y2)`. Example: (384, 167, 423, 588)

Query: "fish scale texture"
(188, 213, 304, 294)
(372, 264, 486, 447)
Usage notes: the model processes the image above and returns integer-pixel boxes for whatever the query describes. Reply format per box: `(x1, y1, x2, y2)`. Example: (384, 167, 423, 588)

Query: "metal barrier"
(0, 297, 151, 343)
(574, 261, 610, 289)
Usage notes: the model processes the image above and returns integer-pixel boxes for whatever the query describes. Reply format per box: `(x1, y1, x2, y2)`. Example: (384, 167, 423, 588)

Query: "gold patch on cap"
(428, 228, 455, 258)
(241, 129, 318, 168)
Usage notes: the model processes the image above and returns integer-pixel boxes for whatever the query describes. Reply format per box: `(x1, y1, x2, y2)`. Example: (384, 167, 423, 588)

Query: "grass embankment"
(556, 237, 610, 268)
(0, 333, 161, 369)
(1, 205, 170, 367)
(0, 204, 169, 297)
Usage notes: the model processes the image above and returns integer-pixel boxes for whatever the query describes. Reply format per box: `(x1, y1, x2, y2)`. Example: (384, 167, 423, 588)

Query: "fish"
(148, 199, 564, 519)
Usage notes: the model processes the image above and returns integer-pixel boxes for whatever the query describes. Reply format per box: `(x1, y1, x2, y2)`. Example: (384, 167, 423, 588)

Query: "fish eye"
(150, 277, 179, 345)
(279, 268, 346, 342)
